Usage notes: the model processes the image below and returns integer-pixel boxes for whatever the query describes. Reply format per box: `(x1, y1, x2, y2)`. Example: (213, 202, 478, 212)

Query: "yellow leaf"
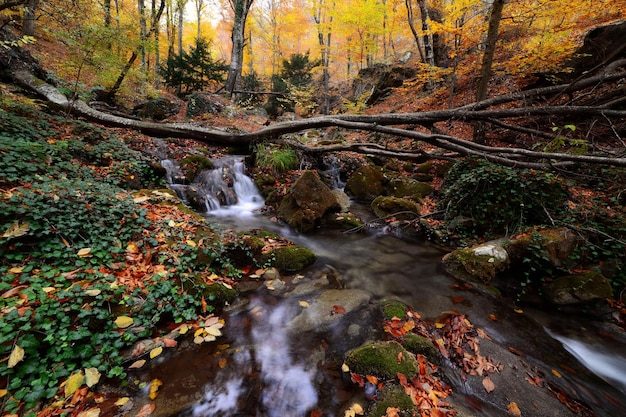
(186, 240, 196, 247)
(133, 196, 151, 203)
(77, 408, 100, 417)
(205, 326, 222, 337)
(128, 360, 146, 369)
(64, 372, 85, 398)
(2, 221, 29, 238)
(341, 363, 350, 373)
(203, 335, 217, 342)
(126, 242, 140, 254)
(551, 369, 562, 378)
(114, 316, 134, 329)
(0, 389, 7, 398)
(168, 220, 176, 227)
(194, 328, 206, 337)
(7, 345, 24, 368)
(179, 324, 189, 335)
(514, 308, 524, 314)
(114, 397, 130, 406)
(42, 287, 56, 294)
(85, 367, 101, 387)
(345, 409, 355, 417)
(149, 346, 163, 359)
(77, 248, 92, 257)
(194, 335, 204, 344)
(8, 267, 23, 274)
(85, 289, 101, 297)
(435, 322, 444, 329)
(148, 379, 162, 400)
(299, 300, 310, 308)
(218, 357, 228, 369)
(352, 403, 364, 415)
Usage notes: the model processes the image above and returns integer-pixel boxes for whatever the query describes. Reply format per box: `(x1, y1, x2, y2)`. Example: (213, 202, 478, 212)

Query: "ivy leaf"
(2, 221, 29, 238)
(7, 345, 25, 368)
(114, 316, 134, 329)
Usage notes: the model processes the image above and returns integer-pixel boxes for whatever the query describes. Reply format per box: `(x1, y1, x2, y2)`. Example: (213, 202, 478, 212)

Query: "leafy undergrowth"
(0, 90, 263, 416)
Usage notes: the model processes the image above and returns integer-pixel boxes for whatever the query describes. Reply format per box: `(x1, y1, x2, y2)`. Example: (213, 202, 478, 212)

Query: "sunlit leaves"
(65, 372, 85, 398)
(114, 316, 134, 329)
(85, 367, 101, 387)
(2, 221, 29, 238)
(149, 346, 163, 359)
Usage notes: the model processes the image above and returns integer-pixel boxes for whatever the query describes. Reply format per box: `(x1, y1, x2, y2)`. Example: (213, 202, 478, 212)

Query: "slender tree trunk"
(195, 0, 204, 40)
(405, 0, 424, 63)
(225, 0, 255, 96)
(474, 0, 505, 143)
(138, 0, 147, 70)
(177, 0, 185, 55)
(106, 0, 165, 100)
(313, 0, 332, 114)
(476, 0, 505, 102)
(22, 0, 38, 36)
(417, 0, 434, 67)
(153, 0, 161, 88)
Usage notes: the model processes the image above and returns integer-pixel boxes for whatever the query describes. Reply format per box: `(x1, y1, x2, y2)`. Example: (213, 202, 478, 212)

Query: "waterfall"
(161, 156, 265, 217)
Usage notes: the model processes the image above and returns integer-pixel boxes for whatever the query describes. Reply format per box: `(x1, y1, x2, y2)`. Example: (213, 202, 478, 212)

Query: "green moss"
(367, 385, 416, 417)
(270, 245, 317, 272)
(402, 333, 439, 360)
(345, 341, 418, 379)
(380, 298, 407, 320)
(183, 277, 237, 307)
(180, 155, 214, 182)
(371, 196, 421, 221)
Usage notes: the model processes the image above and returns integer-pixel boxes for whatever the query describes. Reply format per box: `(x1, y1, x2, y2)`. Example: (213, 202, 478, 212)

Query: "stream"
(126, 158, 626, 417)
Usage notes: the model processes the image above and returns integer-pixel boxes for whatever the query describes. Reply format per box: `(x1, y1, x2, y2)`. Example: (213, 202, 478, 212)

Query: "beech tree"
(224, 0, 255, 95)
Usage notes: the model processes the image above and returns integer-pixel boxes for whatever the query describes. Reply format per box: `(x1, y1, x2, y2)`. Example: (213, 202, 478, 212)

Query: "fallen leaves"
(114, 316, 134, 329)
(7, 345, 24, 368)
(2, 220, 30, 238)
(507, 402, 522, 416)
(482, 376, 495, 393)
(65, 372, 85, 398)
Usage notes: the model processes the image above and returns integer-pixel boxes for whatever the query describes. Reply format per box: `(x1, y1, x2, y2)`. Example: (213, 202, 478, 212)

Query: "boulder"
(344, 341, 418, 379)
(442, 243, 510, 284)
(278, 170, 340, 232)
(505, 227, 579, 267)
(371, 196, 421, 221)
(345, 165, 386, 202)
(133, 97, 181, 121)
(186, 91, 225, 118)
(385, 177, 432, 200)
(270, 245, 317, 272)
(543, 271, 613, 305)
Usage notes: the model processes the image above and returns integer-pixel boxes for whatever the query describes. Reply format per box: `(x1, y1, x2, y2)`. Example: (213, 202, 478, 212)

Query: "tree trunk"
(225, 0, 254, 96)
(152, 0, 161, 88)
(474, 0, 505, 143)
(138, 0, 147, 70)
(313, 0, 332, 114)
(21, 0, 38, 36)
(195, 0, 204, 40)
(177, 0, 185, 55)
(405, 0, 425, 63)
(106, 0, 165, 101)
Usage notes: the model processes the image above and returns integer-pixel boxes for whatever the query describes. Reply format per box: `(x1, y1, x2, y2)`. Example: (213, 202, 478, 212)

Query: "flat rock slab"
(288, 289, 372, 334)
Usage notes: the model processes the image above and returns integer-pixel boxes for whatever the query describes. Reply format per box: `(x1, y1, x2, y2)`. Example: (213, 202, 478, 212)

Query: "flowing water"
(143, 159, 626, 417)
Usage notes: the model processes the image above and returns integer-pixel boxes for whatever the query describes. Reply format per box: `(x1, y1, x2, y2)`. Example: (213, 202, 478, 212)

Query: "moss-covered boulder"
(366, 385, 416, 417)
(385, 177, 432, 200)
(179, 155, 214, 182)
(278, 170, 340, 232)
(380, 298, 408, 320)
(505, 228, 579, 267)
(183, 278, 237, 308)
(345, 341, 418, 379)
(442, 243, 510, 284)
(543, 271, 612, 305)
(371, 196, 421, 221)
(269, 245, 317, 272)
(401, 333, 440, 360)
(345, 165, 386, 202)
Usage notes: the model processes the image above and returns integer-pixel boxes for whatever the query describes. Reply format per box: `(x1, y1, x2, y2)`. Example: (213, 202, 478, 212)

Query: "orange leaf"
(332, 305, 346, 315)
(482, 376, 495, 393)
(162, 337, 177, 348)
(488, 314, 498, 321)
(310, 408, 323, 417)
(351, 373, 365, 387)
(551, 369, 562, 378)
(397, 351, 403, 363)
(418, 354, 427, 376)
(451, 296, 465, 304)
(219, 357, 228, 369)
(507, 402, 522, 416)
(366, 375, 378, 385)
(508, 346, 525, 356)
(135, 403, 155, 417)
(201, 297, 208, 313)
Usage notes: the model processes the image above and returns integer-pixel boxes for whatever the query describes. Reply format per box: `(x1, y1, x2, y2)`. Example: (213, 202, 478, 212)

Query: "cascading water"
(161, 156, 265, 217)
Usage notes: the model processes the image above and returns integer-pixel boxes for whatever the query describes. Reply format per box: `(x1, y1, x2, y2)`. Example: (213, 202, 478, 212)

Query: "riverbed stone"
(385, 177, 432, 200)
(543, 271, 612, 305)
(505, 227, 579, 267)
(270, 245, 317, 272)
(344, 341, 418, 379)
(278, 170, 340, 232)
(442, 243, 510, 283)
(288, 289, 372, 333)
(345, 165, 386, 202)
(371, 196, 421, 221)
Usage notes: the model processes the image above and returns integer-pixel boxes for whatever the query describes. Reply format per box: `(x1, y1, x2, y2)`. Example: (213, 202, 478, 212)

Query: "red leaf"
(310, 408, 323, 417)
(482, 376, 495, 393)
(418, 354, 428, 376)
(351, 372, 365, 387)
(451, 296, 465, 304)
(508, 346, 525, 356)
(332, 305, 346, 315)
(136, 403, 156, 417)
(162, 337, 177, 348)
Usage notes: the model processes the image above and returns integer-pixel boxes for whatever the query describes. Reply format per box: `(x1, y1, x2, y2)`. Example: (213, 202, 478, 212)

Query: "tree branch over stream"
(11, 67, 626, 170)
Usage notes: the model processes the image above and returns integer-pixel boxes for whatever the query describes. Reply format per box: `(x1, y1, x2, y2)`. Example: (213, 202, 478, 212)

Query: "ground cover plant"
(0, 95, 246, 415)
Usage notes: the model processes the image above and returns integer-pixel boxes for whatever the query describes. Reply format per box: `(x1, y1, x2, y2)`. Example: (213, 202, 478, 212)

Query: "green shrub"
(438, 159, 569, 237)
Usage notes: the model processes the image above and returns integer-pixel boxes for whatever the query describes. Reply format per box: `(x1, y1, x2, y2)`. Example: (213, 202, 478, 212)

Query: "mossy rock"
(367, 384, 416, 417)
(401, 333, 439, 360)
(180, 155, 214, 182)
(371, 196, 421, 221)
(385, 177, 432, 200)
(543, 271, 612, 305)
(183, 277, 237, 308)
(380, 298, 408, 320)
(323, 211, 364, 230)
(345, 341, 418, 379)
(414, 161, 433, 174)
(268, 245, 317, 272)
(505, 228, 579, 267)
(345, 165, 386, 202)
(442, 243, 509, 284)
